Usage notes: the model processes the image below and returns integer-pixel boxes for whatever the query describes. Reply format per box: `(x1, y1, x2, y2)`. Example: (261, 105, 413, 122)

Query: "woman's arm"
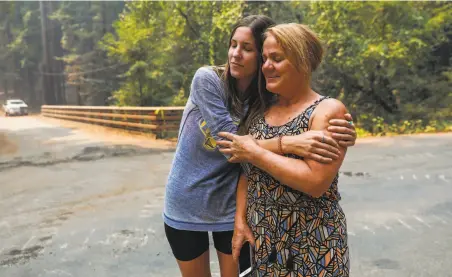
(258, 112, 356, 154)
(190, 67, 238, 143)
(218, 114, 356, 164)
(256, 130, 340, 163)
(219, 99, 348, 198)
(220, 132, 339, 163)
(235, 173, 248, 223)
(232, 173, 255, 262)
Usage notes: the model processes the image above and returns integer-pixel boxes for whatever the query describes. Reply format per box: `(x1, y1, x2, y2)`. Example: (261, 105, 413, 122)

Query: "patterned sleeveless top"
(246, 96, 341, 207)
(245, 96, 350, 276)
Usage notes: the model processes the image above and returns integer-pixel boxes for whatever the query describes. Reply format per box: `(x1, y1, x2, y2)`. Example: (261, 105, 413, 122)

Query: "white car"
(3, 99, 29, 116)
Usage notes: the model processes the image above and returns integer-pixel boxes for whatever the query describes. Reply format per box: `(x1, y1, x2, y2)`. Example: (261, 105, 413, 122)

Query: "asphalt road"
(0, 116, 451, 277)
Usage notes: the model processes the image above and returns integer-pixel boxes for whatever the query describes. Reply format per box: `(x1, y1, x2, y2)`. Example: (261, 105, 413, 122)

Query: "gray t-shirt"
(163, 67, 241, 231)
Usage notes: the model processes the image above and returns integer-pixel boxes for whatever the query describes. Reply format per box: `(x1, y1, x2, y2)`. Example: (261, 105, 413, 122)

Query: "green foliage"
(356, 114, 451, 137)
(52, 1, 124, 105)
(0, 2, 42, 104)
(102, 1, 244, 106)
(302, 1, 452, 135)
(170, 88, 188, 107)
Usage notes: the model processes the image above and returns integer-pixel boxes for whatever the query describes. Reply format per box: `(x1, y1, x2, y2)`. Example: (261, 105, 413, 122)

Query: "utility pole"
(39, 1, 56, 105)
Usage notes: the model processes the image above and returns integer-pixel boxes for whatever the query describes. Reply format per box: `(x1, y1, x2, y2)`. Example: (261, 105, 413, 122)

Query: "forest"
(0, 1, 450, 135)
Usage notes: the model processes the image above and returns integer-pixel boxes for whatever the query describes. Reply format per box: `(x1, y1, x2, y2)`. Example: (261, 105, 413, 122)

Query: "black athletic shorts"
(164, 223, 235, 262)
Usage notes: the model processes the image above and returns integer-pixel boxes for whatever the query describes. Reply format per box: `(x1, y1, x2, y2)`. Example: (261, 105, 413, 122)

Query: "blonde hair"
(265, 23, 323, 76)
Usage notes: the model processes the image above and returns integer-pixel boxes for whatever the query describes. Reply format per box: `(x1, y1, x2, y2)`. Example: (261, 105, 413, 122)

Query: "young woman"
(163, 16, 356, 277)
(218, 23, 351, 276)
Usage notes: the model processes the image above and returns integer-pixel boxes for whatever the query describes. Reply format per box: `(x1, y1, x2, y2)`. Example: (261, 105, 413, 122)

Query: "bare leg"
(176, 250, 212, 277)
(217, 250, 238, 277)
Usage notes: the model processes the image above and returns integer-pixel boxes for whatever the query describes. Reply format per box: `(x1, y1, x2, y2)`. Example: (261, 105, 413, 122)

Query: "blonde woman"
(218, 23, 350, 276)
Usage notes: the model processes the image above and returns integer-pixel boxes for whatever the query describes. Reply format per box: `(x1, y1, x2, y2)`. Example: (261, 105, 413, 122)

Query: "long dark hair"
(221, 15, 276, 134)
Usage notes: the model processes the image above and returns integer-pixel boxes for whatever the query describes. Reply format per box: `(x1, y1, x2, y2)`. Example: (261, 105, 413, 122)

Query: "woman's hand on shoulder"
(328, 113, 357, 147)
(311, 98, 349, 150)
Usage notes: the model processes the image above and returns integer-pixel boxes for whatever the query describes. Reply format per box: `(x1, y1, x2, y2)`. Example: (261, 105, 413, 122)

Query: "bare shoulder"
(309, 98, 347, 129)
(316, 98, 347, 118)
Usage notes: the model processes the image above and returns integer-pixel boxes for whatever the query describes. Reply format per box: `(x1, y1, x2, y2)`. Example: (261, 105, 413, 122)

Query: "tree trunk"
(139, 76, 143, 107)
(3, 80, 8, 95)
(39, 1, 56, 105)
(48, 1, 65, 105)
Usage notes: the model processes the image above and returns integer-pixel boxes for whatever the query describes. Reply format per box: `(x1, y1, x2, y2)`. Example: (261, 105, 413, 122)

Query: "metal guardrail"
(41, 105, 184, 138)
